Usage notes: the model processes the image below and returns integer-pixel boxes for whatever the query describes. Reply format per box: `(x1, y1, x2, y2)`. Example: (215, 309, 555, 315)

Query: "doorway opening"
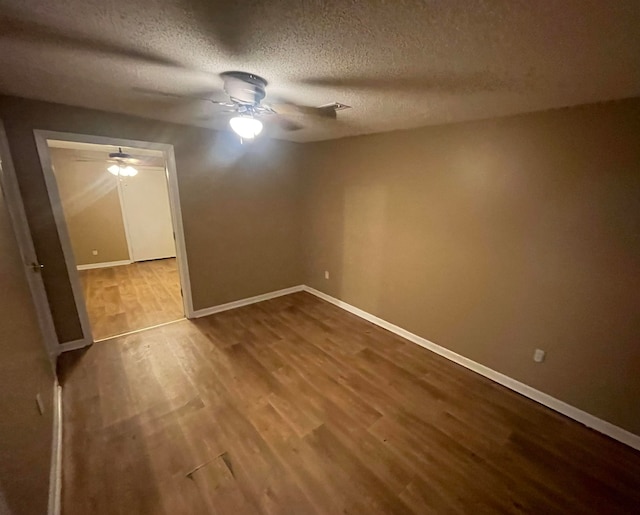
(35, 132, 193, 348)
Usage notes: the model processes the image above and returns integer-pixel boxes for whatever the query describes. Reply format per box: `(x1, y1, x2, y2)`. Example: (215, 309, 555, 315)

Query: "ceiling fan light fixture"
(229, 116, 263, 139)
(107, 164, 138, 177)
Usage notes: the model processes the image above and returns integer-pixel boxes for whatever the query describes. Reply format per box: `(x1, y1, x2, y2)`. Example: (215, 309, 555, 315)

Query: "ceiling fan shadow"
(0, 13, 181, 68)
(132, 87, 231, 104)
(300, 72, 525, 95)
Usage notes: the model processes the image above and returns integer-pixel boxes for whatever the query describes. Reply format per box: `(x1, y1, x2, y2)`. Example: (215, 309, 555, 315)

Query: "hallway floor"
(79, 258, 183, 340)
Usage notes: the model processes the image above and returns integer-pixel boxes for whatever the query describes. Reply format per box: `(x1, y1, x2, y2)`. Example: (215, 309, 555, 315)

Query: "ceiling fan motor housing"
(108, 147, 131, 159)
(221, 71, 267, 105)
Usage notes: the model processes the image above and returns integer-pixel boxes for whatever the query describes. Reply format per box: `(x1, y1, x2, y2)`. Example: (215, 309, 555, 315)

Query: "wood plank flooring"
(79, 258, 183, 341)
(58, 292, 640, 514)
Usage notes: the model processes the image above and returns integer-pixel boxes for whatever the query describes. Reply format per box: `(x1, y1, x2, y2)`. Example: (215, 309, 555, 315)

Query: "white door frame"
(0, 121, 59, 360)
(33, 130, 195, 352)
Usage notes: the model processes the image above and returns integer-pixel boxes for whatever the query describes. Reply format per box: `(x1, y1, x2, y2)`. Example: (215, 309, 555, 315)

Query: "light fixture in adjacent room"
(229, 116, 263, 139)
(107, 164, 138, 177)
(106, 147, 140, 177)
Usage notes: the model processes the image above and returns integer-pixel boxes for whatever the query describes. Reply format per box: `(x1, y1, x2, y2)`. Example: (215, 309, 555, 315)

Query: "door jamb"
(34, 133, 93, 351)
(33, 130, 195, 352)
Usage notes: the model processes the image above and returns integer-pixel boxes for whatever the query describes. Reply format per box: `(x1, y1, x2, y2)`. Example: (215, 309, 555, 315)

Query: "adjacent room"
(1, 2, 639, 515)
(45, 140, 183, 340)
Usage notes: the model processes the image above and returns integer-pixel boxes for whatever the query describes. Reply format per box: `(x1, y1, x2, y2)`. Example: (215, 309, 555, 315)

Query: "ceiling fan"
(73, 147, 164, 177)
(136, 71, 350, 139)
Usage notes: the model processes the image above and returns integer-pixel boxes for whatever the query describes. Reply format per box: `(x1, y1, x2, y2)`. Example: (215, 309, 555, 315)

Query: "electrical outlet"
(36, 393, 45, 415)
(324, 271, 330, 280)
(92, 249, 98, 256)
(533, 349, 546, 363)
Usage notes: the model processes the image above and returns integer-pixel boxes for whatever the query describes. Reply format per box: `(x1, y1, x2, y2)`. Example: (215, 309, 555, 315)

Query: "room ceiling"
(1, 1, 639, 142)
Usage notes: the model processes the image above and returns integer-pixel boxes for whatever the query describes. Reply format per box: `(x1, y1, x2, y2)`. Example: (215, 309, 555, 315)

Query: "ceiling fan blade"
(195, 109, 237, 122)
(270, 103, 337, 120)
(74, 156, 164, 166)
(116, 164, 163, 169)
(122, 158, 164, 166)
(300, 72, 518, 94)
(132, 87, 234, 106)
(0, 12, 180, 68)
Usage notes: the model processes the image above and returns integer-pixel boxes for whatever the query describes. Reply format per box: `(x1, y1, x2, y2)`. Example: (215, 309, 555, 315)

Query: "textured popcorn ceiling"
(1, 1, 639, 142)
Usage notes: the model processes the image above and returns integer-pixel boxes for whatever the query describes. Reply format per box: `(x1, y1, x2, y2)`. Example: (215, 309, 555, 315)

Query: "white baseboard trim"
(193, 285, 305, 318)
(76, 259, 132, 271)
(48, 381, 62, 515)
(302, 286, 640, 451)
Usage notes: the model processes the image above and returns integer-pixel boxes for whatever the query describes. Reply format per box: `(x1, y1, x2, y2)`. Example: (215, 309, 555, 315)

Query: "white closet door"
(120, 168, 176, 262)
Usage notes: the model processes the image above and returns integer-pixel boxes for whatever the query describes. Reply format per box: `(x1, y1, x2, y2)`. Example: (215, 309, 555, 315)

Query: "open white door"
(120, 167, 176, 262)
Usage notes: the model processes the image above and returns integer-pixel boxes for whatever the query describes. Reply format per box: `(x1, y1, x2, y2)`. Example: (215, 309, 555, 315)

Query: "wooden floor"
(79, 258, 183, 341)
(58, 292, 640, 514)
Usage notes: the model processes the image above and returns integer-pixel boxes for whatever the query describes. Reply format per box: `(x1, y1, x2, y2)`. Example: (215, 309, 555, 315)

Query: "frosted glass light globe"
(229, 116, 263, 139)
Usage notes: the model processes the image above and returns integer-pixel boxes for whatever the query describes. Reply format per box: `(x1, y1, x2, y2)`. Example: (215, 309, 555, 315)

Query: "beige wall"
(50, 148, 130, 266)
(0, 96, 305, 343)
(302, 98, 640, 435)
(0, 166, 54, 514)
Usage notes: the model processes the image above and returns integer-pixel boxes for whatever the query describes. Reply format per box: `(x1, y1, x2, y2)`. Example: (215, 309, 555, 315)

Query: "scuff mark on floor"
(220, 452, 234, 477)
(185, 459, 213, 480)
(185, 451, 234, 480)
